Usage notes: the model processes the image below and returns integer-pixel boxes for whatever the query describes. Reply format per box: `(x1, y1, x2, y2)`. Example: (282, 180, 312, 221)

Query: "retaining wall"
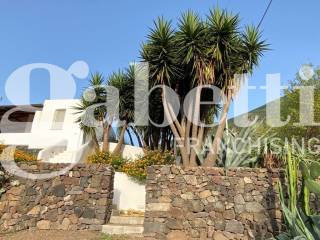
(144, 166, 285, 240)
(0, 162, 114, 233)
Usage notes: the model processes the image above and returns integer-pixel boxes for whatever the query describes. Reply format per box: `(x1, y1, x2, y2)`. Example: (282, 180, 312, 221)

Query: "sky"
(0, 0, 319, 115)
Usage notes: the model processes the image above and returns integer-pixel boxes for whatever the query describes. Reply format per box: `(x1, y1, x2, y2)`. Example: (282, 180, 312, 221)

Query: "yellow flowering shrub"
(87, 151, 127, 171)
(0, 145, 37, 162)
(122, 150, 175, 182)
(87, 150, 175, 182)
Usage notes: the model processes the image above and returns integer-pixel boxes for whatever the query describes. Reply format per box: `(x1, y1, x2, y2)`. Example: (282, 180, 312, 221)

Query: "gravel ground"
(0, 230, 143, 240)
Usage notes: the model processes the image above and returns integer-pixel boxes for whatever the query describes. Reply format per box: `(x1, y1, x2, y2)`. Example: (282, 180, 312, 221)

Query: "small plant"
(87, 151, 127, 171)
(121, 150, 175, 182)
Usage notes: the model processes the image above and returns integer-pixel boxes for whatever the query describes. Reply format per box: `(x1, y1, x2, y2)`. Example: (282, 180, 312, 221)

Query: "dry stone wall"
(0, 163, 114, 233)
(144, 166, 285, 240)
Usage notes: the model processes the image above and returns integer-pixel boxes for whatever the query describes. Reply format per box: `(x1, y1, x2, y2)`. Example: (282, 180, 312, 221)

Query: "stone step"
(110, 216, 144, 225)
(102, 224, 144, 235)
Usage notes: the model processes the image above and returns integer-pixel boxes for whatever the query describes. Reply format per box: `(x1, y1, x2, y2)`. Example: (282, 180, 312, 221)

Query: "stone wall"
(0, 162, 114, 233)
(144, 166, 285, 240)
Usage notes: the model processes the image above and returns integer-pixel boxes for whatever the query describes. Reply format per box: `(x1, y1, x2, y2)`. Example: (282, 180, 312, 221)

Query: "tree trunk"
(102, 124, 111, 152)
(189, 87, 202, 167)
(161, 128, 167, 151)
(113, 123, 127, 155)
(203, 93, 232, 167)
(162, 86, 189, 167)
(92, 130, 100, 153)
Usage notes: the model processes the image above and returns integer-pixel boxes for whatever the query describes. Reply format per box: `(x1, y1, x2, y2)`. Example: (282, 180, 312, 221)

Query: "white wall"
(113, 172, 146, 211)
(0, 99, 83, 151)
(108, 142, 144, 160)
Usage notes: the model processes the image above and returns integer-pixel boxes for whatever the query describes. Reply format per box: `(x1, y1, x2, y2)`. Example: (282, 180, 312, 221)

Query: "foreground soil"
(0, 230, 143, 240)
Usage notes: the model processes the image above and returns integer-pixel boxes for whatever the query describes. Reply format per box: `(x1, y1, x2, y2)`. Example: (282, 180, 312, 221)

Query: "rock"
(213, 201, 225, 212)
(160, 166, 171, 175)
(199, 190, 212, 199)
(64, 195, 71, 201)
(61, 218, 71, 230)
(234, 194, 245, 205)
(184, 175, 197, 185)
(167, 218, 183, 230)
(52, 184, 65, 197)
(181, 192, 194, 200)
(172, 198, 185, 208)
(169, 207, 184, 219)
(234, 204, 245, 214)
(158, 196, 172, 203)
(27, 206, 41, 216)
(68, 186, 83, 195)
(91, 175, 102, 188)
(254, 213, 267, 223)
(37, 220, 50, 230)
(190, 200, 204, 213)
(146, 203, 171, 211)
(10, 180, 20, 187)
(26, 187, 37, 196)
(167, 231, 187, 240)
(226, 202, 234, 210)
(144, 222, 166, 234)
(223, 209, 235, 220)
(8, 186, 23, 196)
(97, 198, 108, 206)
(46, 209, 58, 222)
(207, 196, 216, 203)
(82, 207, 95, 219)
(243, 177, 253, 184)
(245, 202, 264, 213)
(74, 207, 83, 217)
(192, 218, 207, 228)
(225, 220, 244, 234)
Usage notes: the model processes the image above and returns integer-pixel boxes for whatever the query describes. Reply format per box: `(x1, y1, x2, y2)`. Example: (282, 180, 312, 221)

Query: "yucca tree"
(108, 66, 135, 154)
(74, 73, 106, 153)
(141, 8, 268, 167)
(75, 69, 136, 155)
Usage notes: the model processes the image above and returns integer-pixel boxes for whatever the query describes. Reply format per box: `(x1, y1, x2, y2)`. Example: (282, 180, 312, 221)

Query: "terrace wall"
(0, 162, 114, 233)
(144, 166, 285, 240)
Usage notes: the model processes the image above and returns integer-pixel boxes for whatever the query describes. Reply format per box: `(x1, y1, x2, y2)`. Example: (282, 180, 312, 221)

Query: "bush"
(122, 150, 175, 182)
(87, 151, 127, 171)
(0, 145, 37, 162)
(87, 150, 175, 182)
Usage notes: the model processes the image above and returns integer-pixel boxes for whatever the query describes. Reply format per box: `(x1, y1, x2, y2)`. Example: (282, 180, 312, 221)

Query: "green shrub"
(87, 151, 127, 171)
(121, 150, 175, 182)
(87, 150, 175, 182)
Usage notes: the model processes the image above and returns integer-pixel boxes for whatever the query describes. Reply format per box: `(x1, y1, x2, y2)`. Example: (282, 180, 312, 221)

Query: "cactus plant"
(276, 148, 320, 240)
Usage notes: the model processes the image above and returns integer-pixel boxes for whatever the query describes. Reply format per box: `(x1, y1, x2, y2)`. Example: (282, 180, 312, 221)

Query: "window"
(51, 109, 66, 130)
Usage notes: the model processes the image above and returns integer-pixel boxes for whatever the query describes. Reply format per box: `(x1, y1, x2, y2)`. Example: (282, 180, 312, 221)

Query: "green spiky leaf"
(305, 179, 320, 194)
(300, 161, 310, 179)
(310, 162, 320, 179)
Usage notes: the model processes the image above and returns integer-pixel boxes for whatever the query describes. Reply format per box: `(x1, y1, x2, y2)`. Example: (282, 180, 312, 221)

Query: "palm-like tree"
(141, 8, 268, 167)
(108, 66, 135, 154)
(74, 73, 106, 153)
(75, 69, 136, 155)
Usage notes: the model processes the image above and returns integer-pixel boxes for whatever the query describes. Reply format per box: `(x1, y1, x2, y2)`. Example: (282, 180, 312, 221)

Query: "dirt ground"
(0, 230, 143, 240)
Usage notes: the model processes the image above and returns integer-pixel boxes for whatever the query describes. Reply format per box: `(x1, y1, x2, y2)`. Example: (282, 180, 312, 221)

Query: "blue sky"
(0, 0, 319, 114)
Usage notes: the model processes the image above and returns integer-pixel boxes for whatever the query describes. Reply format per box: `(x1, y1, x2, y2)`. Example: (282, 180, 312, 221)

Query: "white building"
(0, 99, 146, 211)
